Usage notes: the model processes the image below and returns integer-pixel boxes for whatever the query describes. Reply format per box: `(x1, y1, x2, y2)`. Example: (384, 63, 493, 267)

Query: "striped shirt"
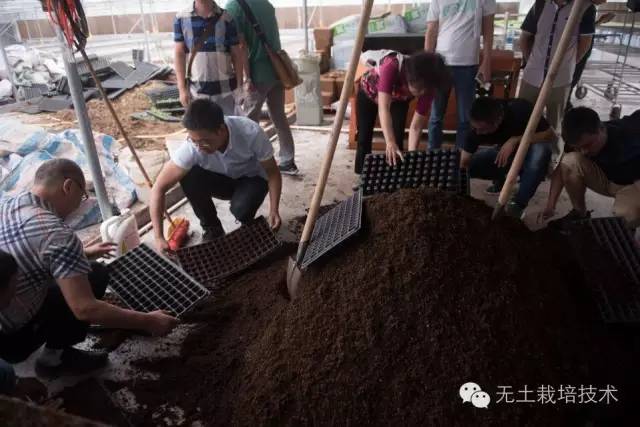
(0, 192, 90, 333)
(174, 2, 240, 97)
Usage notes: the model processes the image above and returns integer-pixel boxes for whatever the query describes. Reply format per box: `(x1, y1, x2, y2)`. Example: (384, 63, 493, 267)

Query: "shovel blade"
(491, 202, 505, 220)
(286, 257, 302, 300)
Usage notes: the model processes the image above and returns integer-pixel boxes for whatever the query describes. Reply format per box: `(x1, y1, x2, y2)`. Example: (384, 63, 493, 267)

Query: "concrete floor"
(10, 44, 640, 417)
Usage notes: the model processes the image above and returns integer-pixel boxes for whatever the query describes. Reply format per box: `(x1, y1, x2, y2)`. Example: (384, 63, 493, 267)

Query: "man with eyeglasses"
(542, 107, 640, 229)
(150, 98, 282, 249)
(0, 159, 178, 378)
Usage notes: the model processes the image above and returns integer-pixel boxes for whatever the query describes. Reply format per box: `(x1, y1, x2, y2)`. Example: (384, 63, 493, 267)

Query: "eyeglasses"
(187, 136, 215, 149)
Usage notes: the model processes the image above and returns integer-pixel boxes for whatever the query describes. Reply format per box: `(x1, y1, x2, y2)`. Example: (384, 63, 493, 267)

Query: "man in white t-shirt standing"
(425, 0, 496, 149)
(150, 99, 282, 250)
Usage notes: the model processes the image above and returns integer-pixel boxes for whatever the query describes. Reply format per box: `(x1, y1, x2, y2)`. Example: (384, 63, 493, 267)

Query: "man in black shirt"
(546, 107, 640, 228)
(461, 97, 556, 218)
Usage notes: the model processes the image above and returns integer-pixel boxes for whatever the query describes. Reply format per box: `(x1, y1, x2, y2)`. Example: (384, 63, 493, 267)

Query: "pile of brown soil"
(0, 395, 107, 426)
(113, 189, 637, 426)
(53, 82, 182, 150)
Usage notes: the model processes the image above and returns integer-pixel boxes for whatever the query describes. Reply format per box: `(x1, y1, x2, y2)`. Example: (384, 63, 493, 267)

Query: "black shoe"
(202, 225, 225, 242)
(548, 209, 591, 230)
(279, 162, 300, 176)
(35, 347, 109, 378)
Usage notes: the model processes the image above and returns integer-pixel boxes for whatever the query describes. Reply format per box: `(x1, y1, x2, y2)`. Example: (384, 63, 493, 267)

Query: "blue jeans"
(469, 143, 552, 208)
(0, 358, 15, 394)
(428, 65, 478, 149)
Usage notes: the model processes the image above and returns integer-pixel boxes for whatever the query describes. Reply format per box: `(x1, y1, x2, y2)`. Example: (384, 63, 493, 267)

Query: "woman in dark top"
(355, 51, 449, 173)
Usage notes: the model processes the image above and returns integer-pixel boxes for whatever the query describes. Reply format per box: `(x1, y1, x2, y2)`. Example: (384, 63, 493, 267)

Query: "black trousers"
(355, 88, 409, 174)
(0, 262, 109, 363)
(180, 166, 269, 230)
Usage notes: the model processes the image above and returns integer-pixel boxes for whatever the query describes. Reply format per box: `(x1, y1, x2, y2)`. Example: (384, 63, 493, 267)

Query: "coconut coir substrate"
(119, 189, 639, 426)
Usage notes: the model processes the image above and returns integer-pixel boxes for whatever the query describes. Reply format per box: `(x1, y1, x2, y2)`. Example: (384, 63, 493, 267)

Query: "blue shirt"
(174, 2, 240, 96)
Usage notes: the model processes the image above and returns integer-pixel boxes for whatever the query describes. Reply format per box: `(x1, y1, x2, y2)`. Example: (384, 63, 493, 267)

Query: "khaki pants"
(518, 81, 571, 156)
(560, 152, 640, 228)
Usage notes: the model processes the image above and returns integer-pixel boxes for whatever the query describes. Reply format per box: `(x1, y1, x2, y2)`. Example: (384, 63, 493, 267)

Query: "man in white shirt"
(425, 0, 496, 149)
(150, 99, 282, 250)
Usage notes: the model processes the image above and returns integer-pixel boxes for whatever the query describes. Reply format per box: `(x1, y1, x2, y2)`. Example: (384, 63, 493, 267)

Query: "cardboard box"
(313, 28, 333, 54)
(321, 90, 335, 107)
(316, 50, 331, 74)
(320, 74, 335, 94)
(330, 70, 346, 97)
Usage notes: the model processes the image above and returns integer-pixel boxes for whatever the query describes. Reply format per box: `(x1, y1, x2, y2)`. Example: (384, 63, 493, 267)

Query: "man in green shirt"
(226, 0, 298, 175)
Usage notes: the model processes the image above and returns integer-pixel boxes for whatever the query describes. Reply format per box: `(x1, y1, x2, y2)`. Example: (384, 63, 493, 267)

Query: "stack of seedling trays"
(359, 149, 469, 196)
(177, 217, 282, 287)
(567, 217, 640, 323)
(144, 85, 183, 122)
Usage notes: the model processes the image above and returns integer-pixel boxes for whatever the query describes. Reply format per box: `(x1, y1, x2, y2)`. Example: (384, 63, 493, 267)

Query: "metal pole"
(55, 28, 112, 220)
(13, 20, 22, 43)
(303, 0, 309, 52)
(504, 12, 510, 48)
(110, 1, 118, 35)
(138, 0, 151, 61)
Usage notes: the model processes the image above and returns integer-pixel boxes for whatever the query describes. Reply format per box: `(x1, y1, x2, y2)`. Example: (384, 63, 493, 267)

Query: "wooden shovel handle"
(298, 0, 375, 251)
(497, 0, 592, 208)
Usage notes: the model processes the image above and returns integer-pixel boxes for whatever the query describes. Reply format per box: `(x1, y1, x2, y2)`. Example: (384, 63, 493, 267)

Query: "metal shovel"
(287, 0, 375, 299)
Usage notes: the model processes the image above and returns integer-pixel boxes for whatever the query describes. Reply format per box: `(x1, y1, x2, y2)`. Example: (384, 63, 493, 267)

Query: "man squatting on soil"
(461, 97, 556, 219)
(545, 107, 640, 228)
(0, 160, 179, 385)
(150, 99, 283, 250)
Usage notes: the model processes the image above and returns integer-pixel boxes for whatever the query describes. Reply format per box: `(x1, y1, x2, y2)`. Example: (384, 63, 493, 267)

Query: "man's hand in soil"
(385, 142, 404, 167)
(495, 137, 518, 168)
(145, 310, 179, 337)
(85, 242, 117, 260)
(269, 210, 282, 231)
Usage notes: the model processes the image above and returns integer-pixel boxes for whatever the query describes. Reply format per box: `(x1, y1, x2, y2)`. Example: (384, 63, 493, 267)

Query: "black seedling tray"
(177, 216, 282, 286)
(109, 61, 135, 79)
(360, 149, 468, 196)
(568, 217, 640, 323)
(146, 85, 180, 104)
(107, 244, 209, 317)
(301, 189, 363, 269)
(76, 55, 112, 76)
